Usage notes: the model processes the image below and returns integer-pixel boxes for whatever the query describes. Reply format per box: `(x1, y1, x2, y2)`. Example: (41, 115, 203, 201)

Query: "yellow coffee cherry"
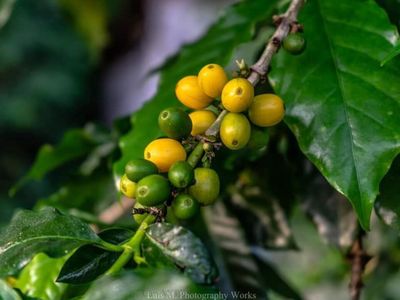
(198, 64, 228, 98)
(248, 93, 285, 127)
(120, 174, 137, 198)
(175, 76, 213, 109)
(144, 138, 187, 172)
(221, 78, 254, 113)
(220, 112, 251, 150)
(189, 110, 217, 136)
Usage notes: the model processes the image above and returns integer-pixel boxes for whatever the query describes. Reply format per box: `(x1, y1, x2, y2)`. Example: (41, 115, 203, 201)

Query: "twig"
(247, 0, 304, 86)
(206, 0, 305, 136)
(347, 232, 371, 300)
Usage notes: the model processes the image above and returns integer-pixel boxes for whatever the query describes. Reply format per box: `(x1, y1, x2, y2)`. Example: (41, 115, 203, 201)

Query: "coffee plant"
(1, 0, 400, 299)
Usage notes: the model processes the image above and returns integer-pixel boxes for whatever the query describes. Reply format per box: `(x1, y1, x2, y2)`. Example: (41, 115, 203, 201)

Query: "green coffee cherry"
(120, 174, 136, 198)
(168, 161, 194, 188)
(158, 107, 192, 139)
(125, 158, 158, 182)
(189, 168, 220, 206)
(136, 174, 170, 206)
(172, 194, 200, 219)
(283, 32, 305, 55)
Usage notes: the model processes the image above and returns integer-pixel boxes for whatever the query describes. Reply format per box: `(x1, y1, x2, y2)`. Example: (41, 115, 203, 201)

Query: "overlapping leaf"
(57, 228, 133, 284)
(113, 0, 279, 177)
(11, 124, 110, 195)
(0, 208, 101, 276)
(142, 223, 218, 284)
(15, 253, 68, 300)
(269, 0, 400, 229)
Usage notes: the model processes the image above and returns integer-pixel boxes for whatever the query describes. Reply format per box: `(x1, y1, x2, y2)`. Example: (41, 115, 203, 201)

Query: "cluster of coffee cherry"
(119, 63, 285, 223)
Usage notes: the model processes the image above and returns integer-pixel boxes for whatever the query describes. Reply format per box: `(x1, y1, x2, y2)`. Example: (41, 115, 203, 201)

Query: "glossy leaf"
(375, 156, 400, 230)
(0, 207, 101, 277)
(57, 228, 133, 284)
(15, 253, 68, 300)
(81, 268, 218, 300)
(142, 223, 218, 284)
(0, 279, 21, 300)
(113, 0, 279, 177)
(269, 0, 400, 229)
(381, 42, 400, 66)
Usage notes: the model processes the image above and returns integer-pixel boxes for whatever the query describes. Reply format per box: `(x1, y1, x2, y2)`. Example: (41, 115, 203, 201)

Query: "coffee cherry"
(283, 32, 305, 55)
(144, 138, 187, 173)
(198, 64, 228, 98)
(135, 174, 170, 206)
(220, 112, 251, 150)
(248, 94, 285, 127)
(125, 158, 158, 182)
(221, 78, 254, 112)
(158, 107, 192, 139)
(175, 76, 213, 109)
(168, 161, 194, 188)
(189, 168, 220, 206)
(171, 194, 200, 219)
(119, 174, 136, 198)
(189, 110, 217, 136)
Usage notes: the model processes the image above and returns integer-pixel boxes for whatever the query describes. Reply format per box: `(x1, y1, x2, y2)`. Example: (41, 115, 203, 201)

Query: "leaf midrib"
(0, 235, 97, 256)
(315, 0, 364, 220)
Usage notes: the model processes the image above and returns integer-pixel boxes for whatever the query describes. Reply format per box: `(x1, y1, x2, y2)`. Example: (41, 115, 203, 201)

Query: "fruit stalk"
(205, 0, 304, 137)
(106, 215, 155, 275)
(187, 142, 205, 167)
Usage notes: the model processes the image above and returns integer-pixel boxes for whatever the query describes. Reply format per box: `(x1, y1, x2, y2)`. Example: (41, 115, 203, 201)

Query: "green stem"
(105, 246, 133, 275)
(187, 142, 204, 168)
(99, 241, 125, 252)
(106, 215, 155, 275)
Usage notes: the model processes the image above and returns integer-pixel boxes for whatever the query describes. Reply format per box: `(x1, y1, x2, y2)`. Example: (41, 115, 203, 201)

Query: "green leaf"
(269, 0, 400, 229)
(81, 268, 218, 300)
(375, 156, 400, 230)
(142, 223, 218, 284)
(0, 279, 21, 300)
(57, 228, 133, 284)
(381, 42, 400, 65)
(56, 245, 120, 284)
(35, 170, 115, 215)
(11, 125, 107, 195)
(113, 0, 280, 177)
(0, 207, 101, 277)
(15, 253, 68, 300)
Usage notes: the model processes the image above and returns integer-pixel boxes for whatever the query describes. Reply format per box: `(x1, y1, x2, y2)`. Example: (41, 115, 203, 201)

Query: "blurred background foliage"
(1, 0, 400, 299)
